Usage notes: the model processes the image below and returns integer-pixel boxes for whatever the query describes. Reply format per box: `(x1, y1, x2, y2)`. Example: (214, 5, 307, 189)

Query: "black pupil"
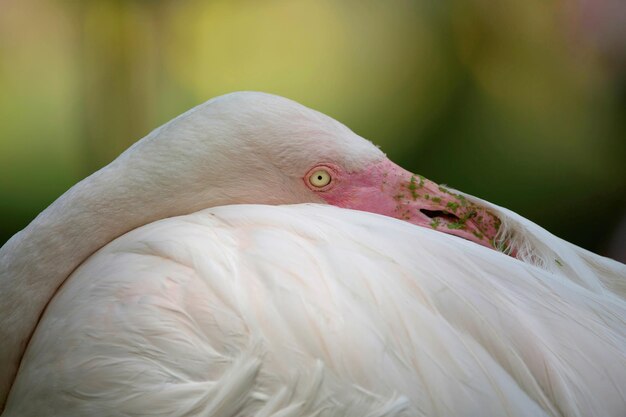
(317, 175, 323, 180)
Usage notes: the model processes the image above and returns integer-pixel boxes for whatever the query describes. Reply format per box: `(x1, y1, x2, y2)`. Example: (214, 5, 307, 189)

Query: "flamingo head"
(149, 92, 504, 251)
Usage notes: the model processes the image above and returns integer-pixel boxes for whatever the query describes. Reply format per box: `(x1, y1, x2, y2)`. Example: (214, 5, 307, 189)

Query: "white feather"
(4, 204, 625, 417)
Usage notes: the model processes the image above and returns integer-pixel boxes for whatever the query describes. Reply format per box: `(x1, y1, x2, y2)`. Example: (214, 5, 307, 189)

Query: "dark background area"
(1, 0, 625, 260)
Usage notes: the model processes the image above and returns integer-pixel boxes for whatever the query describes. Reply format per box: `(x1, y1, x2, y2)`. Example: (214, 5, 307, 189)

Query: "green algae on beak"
(314, 158, 507, 254)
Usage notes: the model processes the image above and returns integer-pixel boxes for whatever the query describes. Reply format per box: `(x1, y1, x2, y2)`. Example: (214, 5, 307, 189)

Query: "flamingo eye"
(309, 169, 331, 188)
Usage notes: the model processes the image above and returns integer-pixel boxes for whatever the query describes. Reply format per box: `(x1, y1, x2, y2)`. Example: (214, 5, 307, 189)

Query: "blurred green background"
(1, 0, 625, 259)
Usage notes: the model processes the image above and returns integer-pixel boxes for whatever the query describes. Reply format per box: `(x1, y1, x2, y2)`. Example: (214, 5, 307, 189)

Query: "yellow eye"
(309, 169, 332, 188)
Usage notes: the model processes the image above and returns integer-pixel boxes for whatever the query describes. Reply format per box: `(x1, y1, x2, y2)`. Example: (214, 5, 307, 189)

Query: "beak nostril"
(420, 209, 460, 222)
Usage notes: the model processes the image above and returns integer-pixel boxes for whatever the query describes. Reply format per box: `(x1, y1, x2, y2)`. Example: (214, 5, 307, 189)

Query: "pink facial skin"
(305, 159, 504, 251)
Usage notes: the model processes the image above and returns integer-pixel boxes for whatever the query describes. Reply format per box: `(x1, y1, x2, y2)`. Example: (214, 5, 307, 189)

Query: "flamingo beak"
(319, 159, 503, 251)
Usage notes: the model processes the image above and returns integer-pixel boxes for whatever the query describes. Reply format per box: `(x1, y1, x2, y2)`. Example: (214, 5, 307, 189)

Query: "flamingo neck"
(0, 156, 198, 410)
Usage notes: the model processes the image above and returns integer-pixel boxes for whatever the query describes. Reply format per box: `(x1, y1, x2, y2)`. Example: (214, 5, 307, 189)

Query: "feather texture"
(5, 204, 625, 417)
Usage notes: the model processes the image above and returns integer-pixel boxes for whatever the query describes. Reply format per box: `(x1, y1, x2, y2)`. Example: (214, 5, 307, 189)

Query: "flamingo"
(0, 92, 625, 417)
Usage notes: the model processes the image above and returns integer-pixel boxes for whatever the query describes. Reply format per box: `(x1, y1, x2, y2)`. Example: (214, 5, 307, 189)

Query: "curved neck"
(0, 157, 181, 409)
(0, 124, 300, 409)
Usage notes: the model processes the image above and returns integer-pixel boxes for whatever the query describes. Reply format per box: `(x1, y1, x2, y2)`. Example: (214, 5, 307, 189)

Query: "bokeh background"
(1, 0, 625, 260)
